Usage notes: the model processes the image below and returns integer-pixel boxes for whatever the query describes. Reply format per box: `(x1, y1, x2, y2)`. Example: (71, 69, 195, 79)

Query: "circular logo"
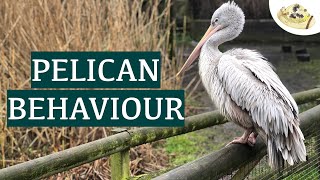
(269, 0, 320, 35)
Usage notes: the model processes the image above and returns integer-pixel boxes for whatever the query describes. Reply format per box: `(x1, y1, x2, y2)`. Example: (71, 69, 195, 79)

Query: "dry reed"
(0, 0, 182, 179)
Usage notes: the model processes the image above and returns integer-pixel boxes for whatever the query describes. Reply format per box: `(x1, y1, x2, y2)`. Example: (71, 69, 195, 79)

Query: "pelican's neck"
(199, 41, 222, 93)
(201, 41, 222, 62)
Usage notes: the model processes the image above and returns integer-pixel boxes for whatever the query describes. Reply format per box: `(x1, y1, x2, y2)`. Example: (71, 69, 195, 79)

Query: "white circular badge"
(269, 0, 320, 35)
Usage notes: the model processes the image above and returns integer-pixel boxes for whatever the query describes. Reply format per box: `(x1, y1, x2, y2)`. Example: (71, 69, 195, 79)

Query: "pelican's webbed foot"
(226, 129, 257, 147)
(229, 136, 248, 145)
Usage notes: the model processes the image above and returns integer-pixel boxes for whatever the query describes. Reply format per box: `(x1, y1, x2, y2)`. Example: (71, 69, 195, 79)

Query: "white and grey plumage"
(177, 1, 306, 169)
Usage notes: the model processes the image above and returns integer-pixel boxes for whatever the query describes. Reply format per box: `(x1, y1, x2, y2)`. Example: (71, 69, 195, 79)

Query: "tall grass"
(0, 0, 182, 178)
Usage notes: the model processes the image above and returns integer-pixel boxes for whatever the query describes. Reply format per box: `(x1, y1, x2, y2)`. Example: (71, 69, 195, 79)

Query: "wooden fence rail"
(154, 104, 320, 180)
(0, 112, 226, 180)
(0, 88, 319, 180)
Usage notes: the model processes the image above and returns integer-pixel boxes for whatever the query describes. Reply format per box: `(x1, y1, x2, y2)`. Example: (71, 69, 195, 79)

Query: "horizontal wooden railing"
(0, 88, 319, 180)
(154, 104, 320, 180)
(0, 112, 226, 180)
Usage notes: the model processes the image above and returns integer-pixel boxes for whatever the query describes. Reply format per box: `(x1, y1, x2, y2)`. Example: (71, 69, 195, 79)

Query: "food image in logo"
(277, 4, 315, 29)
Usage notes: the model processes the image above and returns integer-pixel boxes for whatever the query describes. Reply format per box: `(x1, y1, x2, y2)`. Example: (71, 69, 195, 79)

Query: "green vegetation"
(284, 165, 319, 180)
(164, 126, 241, 166)
(275, 55, 320, 93)
(165, 132, 204, 165)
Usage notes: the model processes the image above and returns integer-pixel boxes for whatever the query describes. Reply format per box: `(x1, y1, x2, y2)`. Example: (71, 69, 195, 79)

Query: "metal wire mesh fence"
(218, 103, 320, 180)
(246, 122, 320, 179)
(259, 126, 319, 180)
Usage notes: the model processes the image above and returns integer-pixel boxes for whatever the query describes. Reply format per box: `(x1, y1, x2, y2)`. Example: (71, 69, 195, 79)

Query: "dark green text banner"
(7, 90, 184, 127)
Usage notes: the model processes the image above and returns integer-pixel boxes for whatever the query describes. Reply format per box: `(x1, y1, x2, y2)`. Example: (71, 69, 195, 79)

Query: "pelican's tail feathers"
(268, 138, 284, 170)
(267, 125, 306, 170)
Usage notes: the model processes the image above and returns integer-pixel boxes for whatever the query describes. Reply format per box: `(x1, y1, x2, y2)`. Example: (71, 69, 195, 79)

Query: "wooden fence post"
(111, 129, 130, 180)
(232, 158, 261, 180)
(317, 118, 320, 175)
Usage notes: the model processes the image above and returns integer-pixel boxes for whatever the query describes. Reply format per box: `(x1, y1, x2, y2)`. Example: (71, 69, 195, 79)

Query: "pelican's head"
(176, 1, 245, 76)
(210, 1, 245, 41)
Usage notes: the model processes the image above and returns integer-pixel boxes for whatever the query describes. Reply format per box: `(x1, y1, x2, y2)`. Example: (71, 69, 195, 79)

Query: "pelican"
(177, 1, 306, 169)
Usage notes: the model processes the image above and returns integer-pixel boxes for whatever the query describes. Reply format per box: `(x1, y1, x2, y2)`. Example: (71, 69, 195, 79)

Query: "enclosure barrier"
(154, 104, 320, 180)
(0, 88, 319, 180)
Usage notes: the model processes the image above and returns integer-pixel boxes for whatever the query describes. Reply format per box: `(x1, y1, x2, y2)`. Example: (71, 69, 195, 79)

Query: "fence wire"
(220, 117, 320, 180)
(252, 123, 319, 180)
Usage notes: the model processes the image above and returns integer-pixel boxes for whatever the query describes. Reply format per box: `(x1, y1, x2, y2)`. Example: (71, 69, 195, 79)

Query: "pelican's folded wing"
(217, 49, 306, 166)
(217, 49, 300, 137)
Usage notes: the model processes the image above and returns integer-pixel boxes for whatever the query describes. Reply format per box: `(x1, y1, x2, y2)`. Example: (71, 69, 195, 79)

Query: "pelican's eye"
(214, 18, 219, 23)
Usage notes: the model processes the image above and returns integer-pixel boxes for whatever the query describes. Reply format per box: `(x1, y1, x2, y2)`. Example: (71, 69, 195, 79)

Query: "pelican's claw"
(226, 137, 247, 146)
(247, 134, 257, 147)
(226, 134, 257, 147)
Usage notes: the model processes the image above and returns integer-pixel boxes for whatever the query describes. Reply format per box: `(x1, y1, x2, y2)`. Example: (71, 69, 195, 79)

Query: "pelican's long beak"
(176, 25, 221, 76)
